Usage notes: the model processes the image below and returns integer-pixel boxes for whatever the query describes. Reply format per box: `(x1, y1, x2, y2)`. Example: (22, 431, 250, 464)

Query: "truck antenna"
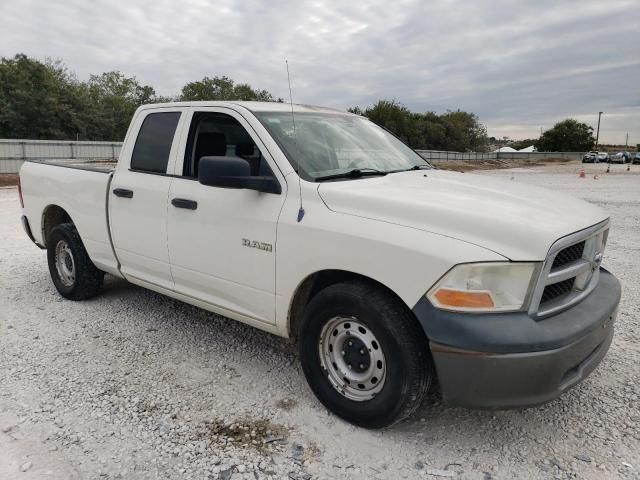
(286, 59, 304, 222)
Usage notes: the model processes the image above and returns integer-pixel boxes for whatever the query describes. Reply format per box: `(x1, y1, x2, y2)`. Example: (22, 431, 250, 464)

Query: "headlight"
(427, 262, 539, 312)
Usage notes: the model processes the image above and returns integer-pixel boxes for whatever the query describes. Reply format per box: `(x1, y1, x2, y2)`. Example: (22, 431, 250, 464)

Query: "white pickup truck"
(19, 101, 621, 428)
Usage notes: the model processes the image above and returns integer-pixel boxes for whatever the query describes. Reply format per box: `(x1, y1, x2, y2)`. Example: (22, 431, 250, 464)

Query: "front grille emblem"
(591, 251, 603, 272)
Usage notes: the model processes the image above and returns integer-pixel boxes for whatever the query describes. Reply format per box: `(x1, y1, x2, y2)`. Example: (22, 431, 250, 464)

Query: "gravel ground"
(1, 161, 639, 480)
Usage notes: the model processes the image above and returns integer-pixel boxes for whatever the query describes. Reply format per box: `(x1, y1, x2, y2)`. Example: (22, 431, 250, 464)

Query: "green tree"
(0, 54, 167, 140)
(0, 54, 85, 139)
(179, 76, 275, 102)
(87, 71, 164, 140)
(350, 100, 489, 152)
(537, 119, 594, 152)
(439, 110, 488, 152)
(413, 112, 448, 150)
(359, 100, 418, 145)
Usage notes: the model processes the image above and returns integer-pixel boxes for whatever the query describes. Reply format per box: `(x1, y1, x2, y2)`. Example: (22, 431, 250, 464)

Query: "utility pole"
(595, 112, 603, 150)
(625, 132, 629, 148)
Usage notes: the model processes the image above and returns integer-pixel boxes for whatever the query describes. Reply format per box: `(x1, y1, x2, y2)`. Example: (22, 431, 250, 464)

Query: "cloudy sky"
(2, 0, 639, 144)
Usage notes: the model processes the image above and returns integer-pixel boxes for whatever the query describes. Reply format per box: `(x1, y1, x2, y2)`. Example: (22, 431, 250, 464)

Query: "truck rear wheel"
(46, 223, 104, 300)
(299, 280, 432, 429)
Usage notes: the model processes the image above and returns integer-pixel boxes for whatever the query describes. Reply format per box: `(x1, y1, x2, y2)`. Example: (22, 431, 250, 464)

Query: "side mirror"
(198, 156, 281, 194)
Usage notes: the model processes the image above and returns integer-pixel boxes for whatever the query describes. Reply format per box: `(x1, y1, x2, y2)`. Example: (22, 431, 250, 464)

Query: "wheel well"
(42, 205, 73, 248)
(288, 270, 422, 343)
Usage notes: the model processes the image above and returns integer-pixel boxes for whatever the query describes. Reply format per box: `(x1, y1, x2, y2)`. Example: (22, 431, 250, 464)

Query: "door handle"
(171, 198, 198, 210)
(113, 188, 134, 198)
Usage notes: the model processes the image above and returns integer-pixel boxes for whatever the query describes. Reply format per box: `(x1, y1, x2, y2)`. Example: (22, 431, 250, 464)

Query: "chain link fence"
(1, 139, 587, 174)
(0, 139, 122, 174)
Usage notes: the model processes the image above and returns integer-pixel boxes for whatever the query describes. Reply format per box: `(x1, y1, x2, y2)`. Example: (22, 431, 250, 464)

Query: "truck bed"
(27, 158, 117, 173)
(19, 160, 120, 276)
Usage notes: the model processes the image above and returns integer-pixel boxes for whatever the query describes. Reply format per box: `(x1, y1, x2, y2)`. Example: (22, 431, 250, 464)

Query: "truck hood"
(317, 170, 608, 260)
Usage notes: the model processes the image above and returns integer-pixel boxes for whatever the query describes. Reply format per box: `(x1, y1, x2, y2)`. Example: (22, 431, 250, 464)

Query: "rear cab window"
(130, 112, 181, 174)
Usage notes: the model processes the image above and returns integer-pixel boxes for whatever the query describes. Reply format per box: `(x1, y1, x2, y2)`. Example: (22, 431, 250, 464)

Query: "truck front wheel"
(299, 280, 432, 428)
(46, 223, 104, 300)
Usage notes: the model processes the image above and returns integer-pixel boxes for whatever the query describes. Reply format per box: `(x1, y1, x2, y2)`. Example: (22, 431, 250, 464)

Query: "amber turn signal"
(433, 288, 495, 309)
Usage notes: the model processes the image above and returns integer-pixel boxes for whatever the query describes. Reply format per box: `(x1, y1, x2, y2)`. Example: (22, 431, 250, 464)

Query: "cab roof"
(139, 101, 352, 115)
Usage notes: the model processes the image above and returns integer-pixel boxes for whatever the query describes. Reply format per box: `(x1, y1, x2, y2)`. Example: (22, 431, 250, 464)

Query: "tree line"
(1, 54, 595, 151)
(348, 101, 489, 152)
(349, 102, 596, 153)
(494, 118, 596, 153)
(0, 54, 279, 141)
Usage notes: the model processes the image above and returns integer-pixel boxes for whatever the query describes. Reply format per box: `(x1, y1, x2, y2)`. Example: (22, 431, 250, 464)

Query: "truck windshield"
(255, 112, 431, 181)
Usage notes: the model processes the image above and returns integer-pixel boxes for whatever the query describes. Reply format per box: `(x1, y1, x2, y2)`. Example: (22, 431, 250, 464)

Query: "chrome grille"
(541, 278, 575, 303)
(529, 220, 609, 318)
(552, 241, 585, 269)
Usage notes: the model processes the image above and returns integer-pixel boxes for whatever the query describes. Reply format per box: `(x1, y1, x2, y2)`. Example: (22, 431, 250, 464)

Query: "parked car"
(582, 151, 609, 163)
(18, 101, 621, 428)
(582, 151, 598, 163)
(633, 152, 640, 164)
(610, 152, 626, 164)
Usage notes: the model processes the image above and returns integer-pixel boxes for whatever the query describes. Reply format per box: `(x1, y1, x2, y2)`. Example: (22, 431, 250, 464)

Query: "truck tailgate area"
(19, 161, 120, 276)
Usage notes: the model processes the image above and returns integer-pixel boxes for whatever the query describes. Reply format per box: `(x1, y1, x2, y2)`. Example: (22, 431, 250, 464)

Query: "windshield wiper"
(315, 168, 388, 182)
(390, 164, 431, 173)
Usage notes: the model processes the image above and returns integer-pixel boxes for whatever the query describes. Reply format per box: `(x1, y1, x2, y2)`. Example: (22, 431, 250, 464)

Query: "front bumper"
(413, 268, 621, 409)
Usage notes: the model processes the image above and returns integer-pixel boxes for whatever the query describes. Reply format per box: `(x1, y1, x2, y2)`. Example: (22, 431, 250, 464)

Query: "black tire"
(299, 280, 432, 429)
(46, 223, 104, 300)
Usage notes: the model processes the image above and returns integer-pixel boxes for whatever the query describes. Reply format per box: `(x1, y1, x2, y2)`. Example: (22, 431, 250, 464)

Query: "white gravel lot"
(1, 162, 639, 480)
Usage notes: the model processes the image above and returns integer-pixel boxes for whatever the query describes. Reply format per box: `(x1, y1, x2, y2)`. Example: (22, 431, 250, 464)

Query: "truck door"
(167, 108, 286, 324)
(109, 109, 185, 290)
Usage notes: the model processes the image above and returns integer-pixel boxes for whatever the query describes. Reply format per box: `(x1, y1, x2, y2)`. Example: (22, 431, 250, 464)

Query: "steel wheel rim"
(318, 316, 386, 402)
(54, 240, 75, 287)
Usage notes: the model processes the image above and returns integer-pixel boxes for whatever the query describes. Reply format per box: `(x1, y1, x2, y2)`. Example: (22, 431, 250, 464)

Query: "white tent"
(494, 146, 517, 153)
(518, 146, 536, 152)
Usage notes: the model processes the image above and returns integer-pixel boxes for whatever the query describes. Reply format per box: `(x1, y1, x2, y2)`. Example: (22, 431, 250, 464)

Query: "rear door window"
(131, 112, 181, 173)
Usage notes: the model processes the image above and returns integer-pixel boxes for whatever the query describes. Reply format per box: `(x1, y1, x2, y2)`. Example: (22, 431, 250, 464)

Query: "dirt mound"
(0, 174, 18, 187)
